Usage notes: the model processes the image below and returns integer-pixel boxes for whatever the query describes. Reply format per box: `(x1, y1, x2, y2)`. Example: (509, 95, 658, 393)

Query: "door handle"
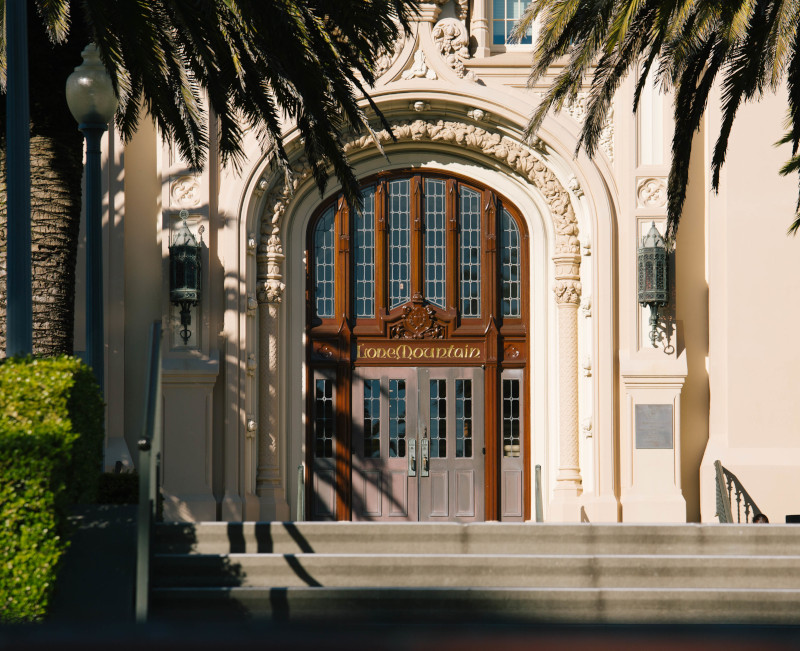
(408, 438, 417, 476)
(421, 437, 429, 477)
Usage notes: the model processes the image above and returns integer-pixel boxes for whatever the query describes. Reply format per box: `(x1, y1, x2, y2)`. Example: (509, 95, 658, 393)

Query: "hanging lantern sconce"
(169, 210, 202, 345)
(637, 222, 669, 347)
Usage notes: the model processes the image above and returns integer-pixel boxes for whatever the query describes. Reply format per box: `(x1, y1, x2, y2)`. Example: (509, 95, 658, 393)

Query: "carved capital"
(554, 280, 582, 305)
(257, 279, 285, 304)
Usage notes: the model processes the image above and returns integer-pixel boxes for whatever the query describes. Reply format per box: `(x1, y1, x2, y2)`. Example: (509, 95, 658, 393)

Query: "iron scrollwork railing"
(714, 460, 762, 523)
(135, 322, 164, 622)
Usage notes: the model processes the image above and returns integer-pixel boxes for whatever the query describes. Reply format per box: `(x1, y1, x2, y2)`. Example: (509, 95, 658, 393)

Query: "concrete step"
(154, 522, 800, 557)
(150, 585, 800, 624)
(152, 552, 800, 589)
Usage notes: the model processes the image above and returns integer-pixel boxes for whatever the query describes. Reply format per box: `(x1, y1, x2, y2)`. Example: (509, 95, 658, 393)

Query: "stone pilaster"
(550, 253, 584, 521)
(255, 233, 290, 520)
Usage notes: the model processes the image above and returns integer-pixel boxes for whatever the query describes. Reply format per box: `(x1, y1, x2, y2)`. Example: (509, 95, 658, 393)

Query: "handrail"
(714, 460, 762, 523)
(135, 322, 163, 622)
(297, 463, 305, 522)
(534, 464, 544, 522)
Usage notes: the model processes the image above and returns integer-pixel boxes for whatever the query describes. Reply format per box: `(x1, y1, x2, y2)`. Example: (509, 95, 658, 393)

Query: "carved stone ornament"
(562, 93, 615, 162)
(374, 19, 407, 79)
(555, 280, 582, 305)
(636, 177, 668, 209)
(247, 353, 257, 377)
(504, 344, 521, 360)
(467, 108, 490, 122)
(432, 18, 475, 80)
(170, 175, 201, 207)
(390, 295, 445, 340)
(257, 279, 285, 304)
(402, 50, 438, 80)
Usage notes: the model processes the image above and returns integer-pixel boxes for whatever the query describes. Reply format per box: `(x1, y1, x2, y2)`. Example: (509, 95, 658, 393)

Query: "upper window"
(493, 0, 532, 45)
(309, 173, 526, 325)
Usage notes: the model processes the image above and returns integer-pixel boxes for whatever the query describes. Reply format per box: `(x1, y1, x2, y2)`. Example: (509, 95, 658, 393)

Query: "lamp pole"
(6, 0, 32, 357)
(66, 44, 117, 391)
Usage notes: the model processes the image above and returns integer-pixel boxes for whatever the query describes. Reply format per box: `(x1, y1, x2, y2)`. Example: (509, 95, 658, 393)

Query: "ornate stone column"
(255, 232, 290, 520)
(550, 252, 584, 521)
(470, 0, 490, 57)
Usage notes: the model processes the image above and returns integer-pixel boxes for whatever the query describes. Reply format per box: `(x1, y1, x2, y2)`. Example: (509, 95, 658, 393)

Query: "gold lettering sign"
(356, 342, 484, 362)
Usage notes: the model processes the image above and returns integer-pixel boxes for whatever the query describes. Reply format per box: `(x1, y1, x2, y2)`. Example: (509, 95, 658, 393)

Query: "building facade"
(91, 0, 800, 524)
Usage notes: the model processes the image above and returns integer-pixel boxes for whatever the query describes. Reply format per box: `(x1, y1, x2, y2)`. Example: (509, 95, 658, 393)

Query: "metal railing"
(297, 463, 305, 522)
(534, 464, 544, 522)
(135, 322, 164, 622)
(714, 460, 762, 523)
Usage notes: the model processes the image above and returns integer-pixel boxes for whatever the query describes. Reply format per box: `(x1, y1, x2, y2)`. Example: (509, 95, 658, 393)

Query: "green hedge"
(0, 357, 104, 622)
(0, 356, 104, 503)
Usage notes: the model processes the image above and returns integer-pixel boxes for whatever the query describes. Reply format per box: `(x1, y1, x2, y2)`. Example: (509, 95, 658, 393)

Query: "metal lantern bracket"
(637, 222, 669, 348)
(168, 211, 203, 345)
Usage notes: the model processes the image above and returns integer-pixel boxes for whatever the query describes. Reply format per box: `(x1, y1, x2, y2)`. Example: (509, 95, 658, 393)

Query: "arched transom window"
(310, 172, 526, 326)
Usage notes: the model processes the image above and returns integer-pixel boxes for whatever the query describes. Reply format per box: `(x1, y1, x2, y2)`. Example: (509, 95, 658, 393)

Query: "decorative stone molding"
(374, 20, 408, 79)
(247, 294, 258, 315)
(246, 417, 258, 434)
(636, 176, 668, 208)
(467, 108, 490, 122)
(568, 175, 583, 198)
(170, 175, 201, 207)
(432, 18, 475, 80)
(582, 417, 593, 439)
(402, 50, 438, 80)
(411, 101, 431, 112)
(581, 295, 592, 318)
(582, 238, 592, 257)
(583, 354, 592, 377)
(247, 232, 257, 255)
(562, 93, 615, 162)
(336, 118, 579, 255)
(554, 279, 582, 305)
(247, 353, 257, 377)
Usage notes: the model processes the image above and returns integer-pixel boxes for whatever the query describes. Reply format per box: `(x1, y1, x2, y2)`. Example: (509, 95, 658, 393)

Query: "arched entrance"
(305, 170, 530, 521)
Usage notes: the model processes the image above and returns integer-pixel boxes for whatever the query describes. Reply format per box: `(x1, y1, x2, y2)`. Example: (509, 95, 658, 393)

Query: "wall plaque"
(635, 404, 673, 449)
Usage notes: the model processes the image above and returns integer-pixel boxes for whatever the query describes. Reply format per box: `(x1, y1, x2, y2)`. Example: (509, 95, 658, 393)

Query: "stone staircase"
(150, 522, 800, 624)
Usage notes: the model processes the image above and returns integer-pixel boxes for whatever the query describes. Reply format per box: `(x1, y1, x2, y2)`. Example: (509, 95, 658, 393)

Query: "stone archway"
(252, 117, 585, 521)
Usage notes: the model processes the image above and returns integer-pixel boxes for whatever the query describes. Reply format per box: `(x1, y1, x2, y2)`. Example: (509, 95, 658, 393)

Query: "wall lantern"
(169, 210, 202, 345)
(637, 221, 669, 347)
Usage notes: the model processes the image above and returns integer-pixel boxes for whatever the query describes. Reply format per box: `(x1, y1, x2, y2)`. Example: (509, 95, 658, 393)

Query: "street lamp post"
(66, 44, 117, 391)
(6, 0, 32, 357)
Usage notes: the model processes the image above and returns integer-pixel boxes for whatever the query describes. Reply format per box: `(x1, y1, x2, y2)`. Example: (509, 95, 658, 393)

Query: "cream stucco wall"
(700, 86, 800, 523)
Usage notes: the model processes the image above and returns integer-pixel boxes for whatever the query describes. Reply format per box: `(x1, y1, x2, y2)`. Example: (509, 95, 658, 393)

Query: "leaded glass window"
(456, 379, 472, 458)
(314, 379, 334, 458)
(389, 179, 411, 308)
(460, 187, 481, 317)
(314, 206, 335, 318)
(389, 379, 407, 458)
(430, 379, 447, 458)
(363, 379, 380, 458)
(502, 379, 520, 457)
(501, 209, 521, 317)
(424, 179, 447, 308)
(354, 186, 376, 318)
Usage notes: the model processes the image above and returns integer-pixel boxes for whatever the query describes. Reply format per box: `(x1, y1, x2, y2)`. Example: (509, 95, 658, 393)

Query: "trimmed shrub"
(0, 356, 104, 503)
(0, 356, 104, 622)
(0, 424, 72, 622)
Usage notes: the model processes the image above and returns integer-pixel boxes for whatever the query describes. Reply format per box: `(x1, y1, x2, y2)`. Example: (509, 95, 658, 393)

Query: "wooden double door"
(350, 366, 485, 522)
